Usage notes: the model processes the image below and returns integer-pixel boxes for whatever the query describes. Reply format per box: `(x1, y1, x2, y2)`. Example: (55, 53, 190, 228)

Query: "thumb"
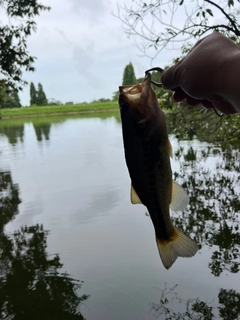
(161, 64, 181, 90)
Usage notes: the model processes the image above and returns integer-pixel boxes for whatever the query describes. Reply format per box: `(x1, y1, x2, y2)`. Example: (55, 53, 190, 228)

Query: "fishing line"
(212, 106, 224, 118)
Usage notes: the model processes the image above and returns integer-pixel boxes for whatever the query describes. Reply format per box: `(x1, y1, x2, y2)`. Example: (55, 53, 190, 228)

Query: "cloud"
(72, 43, 102, 88)
(18, 0, 181, 106)
(69, 0, 111, 21)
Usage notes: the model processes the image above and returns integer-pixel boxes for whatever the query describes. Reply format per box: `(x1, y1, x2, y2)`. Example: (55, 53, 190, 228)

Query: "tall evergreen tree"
(122, 62, 137, 85)
(36, 83, 48, 106)
(30, 82, 37, 105)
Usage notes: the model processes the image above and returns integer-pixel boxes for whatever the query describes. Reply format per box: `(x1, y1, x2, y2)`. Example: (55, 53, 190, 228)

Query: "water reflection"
(33, 122, 51, 141)
(1, 114, 239, 319)
(0, 123, 24, 145)
(0, 170, 21, 228)
(0, 113, 120, 146)
(172, 144, 240, 276)
(150, 284, 240, 319)
(0, 169, 89, 319)
(87, 187, 120, 217)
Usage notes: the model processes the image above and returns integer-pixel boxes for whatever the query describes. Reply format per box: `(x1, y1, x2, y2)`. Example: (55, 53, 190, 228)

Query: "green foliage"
(0, 101, 119, 118)
(167, 103, 240, 143)
(0, 83, 21, 108)
(30, 82, 37, 105)
(0, 1, 50, 92)
(30, 82, 48, 106)
(36, 83, 48, 106)
(112, 91, 119, 101)
(122, 62, 137, 85)
(47, 98, 62, 106)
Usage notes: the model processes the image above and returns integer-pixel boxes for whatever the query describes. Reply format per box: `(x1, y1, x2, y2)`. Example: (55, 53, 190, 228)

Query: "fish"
(118, 73, 198, 269)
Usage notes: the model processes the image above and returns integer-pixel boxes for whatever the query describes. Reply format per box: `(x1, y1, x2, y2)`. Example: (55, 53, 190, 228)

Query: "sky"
(16, 0, 180, 106)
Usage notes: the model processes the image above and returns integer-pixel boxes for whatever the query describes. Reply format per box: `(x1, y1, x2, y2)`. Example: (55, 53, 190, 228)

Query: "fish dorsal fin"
(170, 181, 189, 211)
(131, 184, 142, 204)
(168, 139, 173, 158)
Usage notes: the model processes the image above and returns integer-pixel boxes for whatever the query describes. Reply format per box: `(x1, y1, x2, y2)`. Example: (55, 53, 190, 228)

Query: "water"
(0, 114, 239, 320)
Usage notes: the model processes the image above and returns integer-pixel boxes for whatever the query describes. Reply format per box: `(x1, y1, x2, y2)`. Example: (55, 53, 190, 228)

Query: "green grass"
(0, 112, 121, 129)
(0, 101, 119, 119)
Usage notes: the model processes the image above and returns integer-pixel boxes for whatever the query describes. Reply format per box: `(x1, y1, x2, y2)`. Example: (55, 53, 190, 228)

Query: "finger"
(161, 65, 180, 90)
(201, 100, 214, 109)
(173, 91, 187, 102)
(185, 96, 201, 106)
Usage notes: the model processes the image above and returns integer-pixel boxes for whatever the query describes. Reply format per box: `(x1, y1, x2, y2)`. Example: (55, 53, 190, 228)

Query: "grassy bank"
(0, 101, 119, 119)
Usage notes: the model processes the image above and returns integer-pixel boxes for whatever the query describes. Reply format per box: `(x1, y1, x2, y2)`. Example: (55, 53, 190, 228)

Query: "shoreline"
(0, 108, 119, 120)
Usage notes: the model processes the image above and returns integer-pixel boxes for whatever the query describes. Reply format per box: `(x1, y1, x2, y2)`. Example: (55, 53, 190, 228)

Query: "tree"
(116, 0, 240, 61)
(11, 90, 21, 108)
(122, 62, 137, 85)
(36, 83, 48, 105)
(30, 82, 48, 106)
(30, 82, 37, 105)
(0, 1, 50, 92)
(0, 84, 21, 108)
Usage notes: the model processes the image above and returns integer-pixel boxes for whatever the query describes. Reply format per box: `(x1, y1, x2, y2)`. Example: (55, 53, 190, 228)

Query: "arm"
(161, 32, 240, 114)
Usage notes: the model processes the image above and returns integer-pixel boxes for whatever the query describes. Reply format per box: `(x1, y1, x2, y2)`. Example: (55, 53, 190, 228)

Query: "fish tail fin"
(156, 228, 198, 270)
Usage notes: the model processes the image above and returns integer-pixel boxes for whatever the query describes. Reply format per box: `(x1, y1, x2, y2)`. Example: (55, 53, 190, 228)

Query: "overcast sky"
(15, 0, 182, 106)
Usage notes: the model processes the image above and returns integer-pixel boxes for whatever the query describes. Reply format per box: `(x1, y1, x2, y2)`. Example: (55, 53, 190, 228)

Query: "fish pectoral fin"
(170, 181, 189, 211)
(168, 138, 173, 158)
(130, 184, 142, 204)
(156, 228, 198, 270)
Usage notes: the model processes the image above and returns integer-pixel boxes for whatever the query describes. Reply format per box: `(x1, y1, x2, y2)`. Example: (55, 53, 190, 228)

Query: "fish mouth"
(119, 73, 151, 101)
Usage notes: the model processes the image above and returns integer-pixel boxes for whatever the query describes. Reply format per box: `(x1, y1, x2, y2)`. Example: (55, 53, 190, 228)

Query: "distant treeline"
(0, 83, 21, 108)
(0, 62, 169, 109)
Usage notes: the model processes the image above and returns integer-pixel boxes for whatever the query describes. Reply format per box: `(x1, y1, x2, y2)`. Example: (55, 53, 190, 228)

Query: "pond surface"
(0, 113, 239, 320)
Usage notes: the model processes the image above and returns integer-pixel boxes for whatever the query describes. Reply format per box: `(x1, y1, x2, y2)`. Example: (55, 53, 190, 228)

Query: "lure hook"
(145, 67, 164, 88)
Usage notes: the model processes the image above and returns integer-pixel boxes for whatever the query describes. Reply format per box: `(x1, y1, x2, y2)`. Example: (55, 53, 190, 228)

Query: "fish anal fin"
(156, 228, 198, 269)
(131, 184, 142, 204)
(170, 181, 189, 212)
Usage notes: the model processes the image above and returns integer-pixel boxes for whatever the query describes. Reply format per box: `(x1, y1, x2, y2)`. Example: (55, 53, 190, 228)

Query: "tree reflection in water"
(148, 143, 240, 319)
(0, 124, 24, 145)
(150, 284, 240, 320)
(33, 123, 51, 141)
(172, 144, 240, 276)
(0, 170, 89, 320)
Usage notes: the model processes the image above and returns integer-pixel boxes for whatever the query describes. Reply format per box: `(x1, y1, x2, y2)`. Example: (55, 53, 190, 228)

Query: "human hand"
(161, 32, 240, 114)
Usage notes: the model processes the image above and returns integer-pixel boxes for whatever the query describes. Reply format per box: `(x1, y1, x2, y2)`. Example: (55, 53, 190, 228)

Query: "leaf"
(206, 8, 213, 16)
(179, 0, 184, 5)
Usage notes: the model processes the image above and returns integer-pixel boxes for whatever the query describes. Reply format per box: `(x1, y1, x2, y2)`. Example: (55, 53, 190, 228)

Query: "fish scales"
(119, 74, 198, 269)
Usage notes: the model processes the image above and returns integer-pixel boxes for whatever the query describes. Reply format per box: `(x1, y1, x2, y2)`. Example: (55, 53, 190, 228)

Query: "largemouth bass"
(119, 73, 198, 269)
